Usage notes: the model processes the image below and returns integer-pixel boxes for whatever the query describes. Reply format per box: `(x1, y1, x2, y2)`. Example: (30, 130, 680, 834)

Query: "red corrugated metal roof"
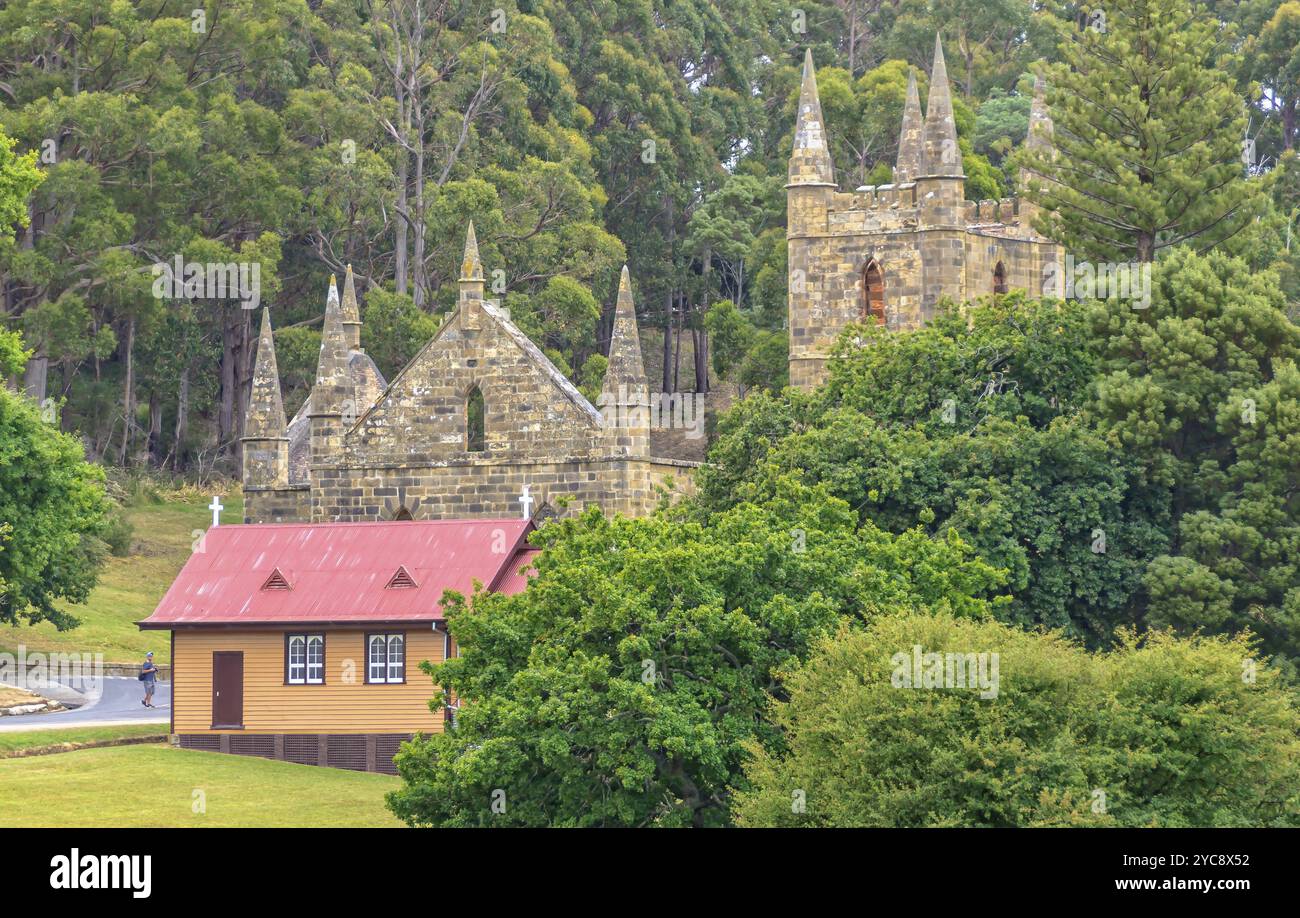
(139, 519, 534, 628)
(491, 548, 541, 595)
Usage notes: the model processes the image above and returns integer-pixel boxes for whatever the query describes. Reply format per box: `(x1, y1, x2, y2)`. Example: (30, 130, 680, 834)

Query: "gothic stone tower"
(787, 38, 1063, 391)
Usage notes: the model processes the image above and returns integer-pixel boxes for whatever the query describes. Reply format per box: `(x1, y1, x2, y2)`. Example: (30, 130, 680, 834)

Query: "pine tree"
(1020, 0, 1265, 262)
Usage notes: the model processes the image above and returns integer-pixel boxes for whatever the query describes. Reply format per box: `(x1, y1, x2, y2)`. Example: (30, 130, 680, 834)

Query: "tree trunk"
(219, 310, 237, 450)
(173, 364, 190, 472)
(117, 316, 135, 466)
(235, 309, 253, 443)
(232, 309, 253, 478)
(661, 291, 673, 394)
(395, 151, 409, 295)
(1137, 232, 1156, 263)
(390, 12, 410, 298)
(412, 117, 427, 309)
(23, 353, 48, 404)
(693, 324, 709, 394)
(671, 294, 682, 393)
(147, 390, 163, 467)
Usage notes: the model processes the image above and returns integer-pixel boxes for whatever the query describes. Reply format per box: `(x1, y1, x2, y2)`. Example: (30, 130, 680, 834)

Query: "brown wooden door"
(211, 651, 244, 729)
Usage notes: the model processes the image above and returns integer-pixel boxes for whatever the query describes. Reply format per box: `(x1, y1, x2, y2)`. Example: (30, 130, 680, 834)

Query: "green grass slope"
(0, 492, 242, 664)
(0, 724, 167, 756)
(0, 744, 402, 827)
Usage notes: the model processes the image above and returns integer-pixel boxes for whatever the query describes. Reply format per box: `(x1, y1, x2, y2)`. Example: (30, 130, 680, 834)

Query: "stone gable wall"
(344, 310, 603, 469)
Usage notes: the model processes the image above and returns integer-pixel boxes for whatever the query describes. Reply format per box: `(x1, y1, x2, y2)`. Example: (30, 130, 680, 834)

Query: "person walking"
(140, 652, 158, 708)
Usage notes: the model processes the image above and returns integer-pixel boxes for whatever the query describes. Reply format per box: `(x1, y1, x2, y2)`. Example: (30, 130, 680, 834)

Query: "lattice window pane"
(387, 635, 405, 683)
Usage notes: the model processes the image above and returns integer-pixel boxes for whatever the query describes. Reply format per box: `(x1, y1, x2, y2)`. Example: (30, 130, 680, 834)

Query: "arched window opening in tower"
(993, 261, 1008, 295)
(863, 260, 886, 324)
(466, 385, 485, 452)
(392, 507, 414, 521)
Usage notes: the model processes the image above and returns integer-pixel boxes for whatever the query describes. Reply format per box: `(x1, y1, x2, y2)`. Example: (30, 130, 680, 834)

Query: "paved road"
(0, 676, 169, 732)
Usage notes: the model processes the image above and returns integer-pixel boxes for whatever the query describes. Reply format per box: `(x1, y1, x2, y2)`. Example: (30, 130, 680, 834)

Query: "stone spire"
(340, 263, 362, 351)
(788, 49, 835, 187)
(244, 307, 286, 439)
(311, 275, 353, 421)
(895, 67, 924, 183)
(599, 266, 649, 456)
(1026, 73, 1053, 153)
(1018, 72, 1056, 240)
(240, 307, 290, 498)
(308, 276, 353, 491)
(460, 220, 484, 282)
(921, 33, 963, 177)
(602, 266, 647, 395)
(459, 221, 485, 329)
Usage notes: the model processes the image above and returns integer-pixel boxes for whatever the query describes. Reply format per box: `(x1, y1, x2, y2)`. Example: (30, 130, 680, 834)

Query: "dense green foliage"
(699, 295, 1168, 646)
(4, 0, 1290, 473)
(701, 250, 1300, 671)
(734, 614, 1300, 827)
(1089, 248, 1300, 672)
(0, 124, 110, 628)
(1019, 0, 1265, 262)
(2, 0, 1298, 830)
(388, 482, 1005, 827)
(0, 325, 111, 627)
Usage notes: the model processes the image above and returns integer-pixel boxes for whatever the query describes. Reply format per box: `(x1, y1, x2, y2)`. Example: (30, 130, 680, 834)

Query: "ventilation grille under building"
(375, 734, 412, 776)
(326, 734, 368, 771)
(284, 734, 320, 766)
(229, 734, 276, 758)
(179, 735, 221, 752)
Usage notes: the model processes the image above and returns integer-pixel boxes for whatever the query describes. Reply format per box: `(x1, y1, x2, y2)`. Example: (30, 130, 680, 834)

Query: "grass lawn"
(0, 723, 166, 756)
(0, 492, 242, 664)
(0, 744, 403, 827)
(0, 685, 44, 707)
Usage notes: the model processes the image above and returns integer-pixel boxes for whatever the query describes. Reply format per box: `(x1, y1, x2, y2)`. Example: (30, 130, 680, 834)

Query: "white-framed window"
(366, 632, 406, 684)
(286, 633, 324, 684)
(306, 635, 324, 683)
(387, 634, 404, 682)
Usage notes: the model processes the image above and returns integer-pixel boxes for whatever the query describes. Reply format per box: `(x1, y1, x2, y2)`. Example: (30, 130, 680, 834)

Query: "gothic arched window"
(466, 385, 485, 452)
(863, 260, 885, 324)
(392, 507, 414, 521)
(993, 261, 1008, 295)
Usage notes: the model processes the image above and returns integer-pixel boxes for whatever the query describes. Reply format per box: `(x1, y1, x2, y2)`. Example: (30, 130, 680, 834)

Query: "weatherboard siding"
(173, 629, 445, 734)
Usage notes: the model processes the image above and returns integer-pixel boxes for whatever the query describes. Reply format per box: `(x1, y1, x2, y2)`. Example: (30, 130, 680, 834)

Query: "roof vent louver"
(261, 568, 291, 591)
(386, 566, 418, 589)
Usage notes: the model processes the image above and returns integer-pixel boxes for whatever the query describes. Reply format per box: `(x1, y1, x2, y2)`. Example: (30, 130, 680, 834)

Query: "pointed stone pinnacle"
(602, 265, 647, 398)
(922, 32, 963, 177)
(461, 220, 484, 281)
(314, 271, 351, 412)
(1027, 72, 1054, 152)
(789, 48, 835, 186)
(340, 263, 361, 349)
(896, 67, 924, 182)
(244, 307, 286, 438)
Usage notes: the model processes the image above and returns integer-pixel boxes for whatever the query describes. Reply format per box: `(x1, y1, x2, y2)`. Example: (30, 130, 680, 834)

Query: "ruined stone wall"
(308, 456, 691, 522)
(790, 187, 1064, 391)
(298, 302, 697, 524)
(964, 232, 1062, 302)
(244, 485, 310, 524)
(789, 195, 925, 391)
(340, 305, 605, 471)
